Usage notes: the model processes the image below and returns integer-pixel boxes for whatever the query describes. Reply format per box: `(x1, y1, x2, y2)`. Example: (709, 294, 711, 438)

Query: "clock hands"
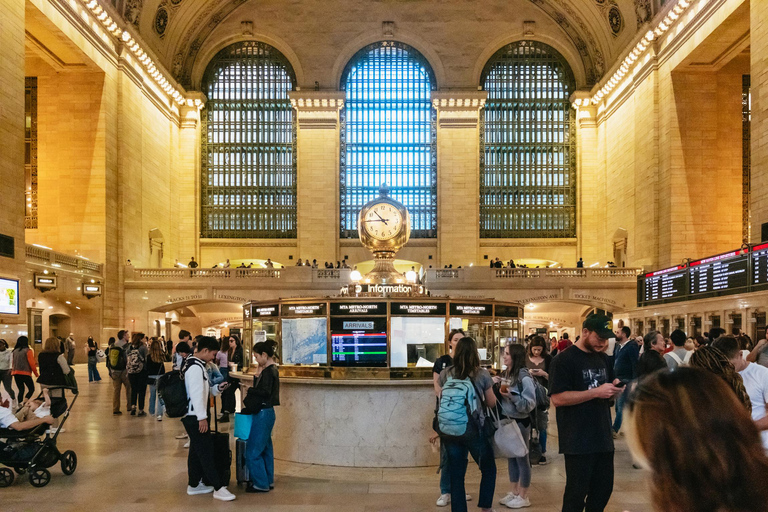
(373, 211, 389, 226)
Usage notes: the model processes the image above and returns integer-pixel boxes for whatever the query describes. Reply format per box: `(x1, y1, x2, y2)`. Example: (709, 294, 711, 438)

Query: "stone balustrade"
(25, 244, 103, 276)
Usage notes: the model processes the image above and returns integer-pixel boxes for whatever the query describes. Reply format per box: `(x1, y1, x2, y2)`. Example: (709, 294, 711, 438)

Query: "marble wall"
(262, 379, 439, 468)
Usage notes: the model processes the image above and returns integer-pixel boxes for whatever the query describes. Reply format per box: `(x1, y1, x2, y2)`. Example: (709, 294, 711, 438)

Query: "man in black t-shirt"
(550, 314, 623, 512)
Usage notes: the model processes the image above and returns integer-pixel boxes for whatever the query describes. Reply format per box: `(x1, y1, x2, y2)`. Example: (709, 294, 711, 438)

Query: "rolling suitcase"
(236, 438, 250, 484)
(209, 396, 232, 487)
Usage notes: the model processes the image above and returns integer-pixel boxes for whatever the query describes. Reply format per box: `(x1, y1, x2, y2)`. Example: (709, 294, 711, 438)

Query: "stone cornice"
(289, 91, 345, 129)
(432, 91, 487, 129)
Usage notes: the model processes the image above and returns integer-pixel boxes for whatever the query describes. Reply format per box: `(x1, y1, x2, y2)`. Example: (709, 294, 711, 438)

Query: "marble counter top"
(230, 371, 432, 386)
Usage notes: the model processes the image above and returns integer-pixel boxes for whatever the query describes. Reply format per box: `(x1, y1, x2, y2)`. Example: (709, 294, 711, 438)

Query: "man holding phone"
(550, 314, 623, 512)
(182, 336, 236, 502)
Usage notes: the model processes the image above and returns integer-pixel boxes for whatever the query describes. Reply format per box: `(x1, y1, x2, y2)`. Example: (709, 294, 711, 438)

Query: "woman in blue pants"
(244, 340, 280, 493)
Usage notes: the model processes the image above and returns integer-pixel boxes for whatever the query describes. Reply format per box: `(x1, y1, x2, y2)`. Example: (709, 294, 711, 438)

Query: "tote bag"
(488, 407, 528, 458)
(233, 412, 253, 439)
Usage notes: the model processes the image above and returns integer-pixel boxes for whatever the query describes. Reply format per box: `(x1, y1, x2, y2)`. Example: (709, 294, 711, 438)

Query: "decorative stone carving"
(634, 0, 652, 26)
(289, 91, 345, 130)
(608, 5, 623, 36)
(154, 5, 169, 37)
(382, 21, 395, 37)
(241, 20, 254, 36)
(123, 0, 142, 28)
(523, 20, 535, 37)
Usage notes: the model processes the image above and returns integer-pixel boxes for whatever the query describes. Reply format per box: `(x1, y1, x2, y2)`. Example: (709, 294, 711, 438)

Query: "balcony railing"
(25, 244, 103, 276)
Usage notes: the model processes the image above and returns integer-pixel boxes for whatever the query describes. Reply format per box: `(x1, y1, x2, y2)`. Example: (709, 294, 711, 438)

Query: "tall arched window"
(201, 41, 296, 238)
(480, 41, 576, 238)
(340, 41, 437, 238)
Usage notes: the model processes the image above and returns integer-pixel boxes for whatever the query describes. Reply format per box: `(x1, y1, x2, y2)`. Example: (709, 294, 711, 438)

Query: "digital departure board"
(330, 317, 388, 367)
(641, 265, 687, 304)
(752, 243, 768, 290)
(637, 244, 768, 307)
(689, 249, 749, 298)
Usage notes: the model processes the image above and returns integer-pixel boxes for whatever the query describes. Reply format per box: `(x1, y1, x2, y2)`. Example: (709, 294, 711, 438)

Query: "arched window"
(201, 41, 296, 238)
(340, 41, 437, 238)
(480, 41, 576, 238)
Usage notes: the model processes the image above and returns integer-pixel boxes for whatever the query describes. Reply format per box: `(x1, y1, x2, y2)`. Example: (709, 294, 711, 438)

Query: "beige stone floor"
(2, 364, 652, 512)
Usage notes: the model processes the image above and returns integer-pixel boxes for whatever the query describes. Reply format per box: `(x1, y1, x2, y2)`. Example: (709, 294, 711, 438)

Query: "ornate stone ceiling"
(108, 0, 655, 90)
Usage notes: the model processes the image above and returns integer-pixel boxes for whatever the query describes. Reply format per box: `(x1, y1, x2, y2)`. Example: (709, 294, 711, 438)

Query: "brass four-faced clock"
(357, 186, 411, 283)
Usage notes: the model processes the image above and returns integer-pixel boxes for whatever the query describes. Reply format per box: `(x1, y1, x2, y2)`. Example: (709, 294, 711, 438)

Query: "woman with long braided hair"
(689, 344, 751, 413)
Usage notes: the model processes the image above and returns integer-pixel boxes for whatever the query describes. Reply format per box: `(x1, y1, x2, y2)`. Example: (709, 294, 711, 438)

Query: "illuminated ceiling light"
(121, 31, 130, 42)
(645, 30, 655, 42)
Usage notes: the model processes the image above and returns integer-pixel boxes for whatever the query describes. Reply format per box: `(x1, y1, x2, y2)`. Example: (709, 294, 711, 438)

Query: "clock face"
(362, 203, 404, 241)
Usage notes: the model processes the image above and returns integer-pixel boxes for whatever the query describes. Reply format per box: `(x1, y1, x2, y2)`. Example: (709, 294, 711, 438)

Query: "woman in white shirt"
(0, 339, 15, 408)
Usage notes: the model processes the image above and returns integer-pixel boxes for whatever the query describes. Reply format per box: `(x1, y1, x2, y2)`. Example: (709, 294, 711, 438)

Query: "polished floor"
(2, 364, 652, 511)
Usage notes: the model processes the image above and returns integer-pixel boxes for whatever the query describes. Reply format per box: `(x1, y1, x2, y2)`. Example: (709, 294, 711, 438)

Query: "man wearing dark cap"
(549, 314, 624, 512)
(664, 329, 691, 369)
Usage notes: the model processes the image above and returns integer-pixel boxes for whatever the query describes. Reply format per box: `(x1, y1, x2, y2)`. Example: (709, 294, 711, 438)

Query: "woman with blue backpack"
(495, 343, 537, 509)
(435, 336, 498, 512)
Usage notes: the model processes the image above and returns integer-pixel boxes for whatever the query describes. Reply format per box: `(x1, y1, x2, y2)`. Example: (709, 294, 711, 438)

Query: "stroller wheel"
(29, 468, 51, 487)
(0, 468, 14, 487)
(61, 451, 77, 475)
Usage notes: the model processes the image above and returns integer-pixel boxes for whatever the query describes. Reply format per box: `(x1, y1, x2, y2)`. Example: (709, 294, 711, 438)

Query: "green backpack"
(108, 345, 126, 371)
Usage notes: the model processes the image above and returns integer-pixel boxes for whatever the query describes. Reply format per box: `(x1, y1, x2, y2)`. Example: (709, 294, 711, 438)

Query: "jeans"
(439, 441, 450, 494)
(14, 374, 35, 401)
(508, 422, 531, 487)
(246, 407, 275, 490)
(111, 370, 131, 413)
(182, 415, 222, 490)
(128, 372, 148, 411)
(88, 357, 101, 382)
(562, 452, 614, 512)
(536, 409, 549, 453)
(612, 386, 629, 433)
(443, 434, 497, 512)
(0, 369, 15, 400)
(148, 377, 164, 416)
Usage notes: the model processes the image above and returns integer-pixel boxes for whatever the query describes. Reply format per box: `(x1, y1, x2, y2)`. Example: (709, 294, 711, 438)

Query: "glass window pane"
(480, 41, 576, 238)
(340, 42, 437, 238)
(201, 42, 296, 238)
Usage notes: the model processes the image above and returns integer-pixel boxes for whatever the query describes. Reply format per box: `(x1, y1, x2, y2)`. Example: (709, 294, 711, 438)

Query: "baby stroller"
(0, 385, 78, 487)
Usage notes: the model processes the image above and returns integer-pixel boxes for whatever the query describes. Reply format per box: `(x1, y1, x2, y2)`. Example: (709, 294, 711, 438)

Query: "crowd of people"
(430, 317, 768, 512)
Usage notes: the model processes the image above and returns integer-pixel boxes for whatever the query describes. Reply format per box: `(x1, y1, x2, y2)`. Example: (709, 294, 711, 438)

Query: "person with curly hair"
(689, 345, 751, 413)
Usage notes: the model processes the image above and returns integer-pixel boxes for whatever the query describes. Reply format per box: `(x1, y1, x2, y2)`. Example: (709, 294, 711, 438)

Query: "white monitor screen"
(0, 278, 20, 315)
(390, 316, 445, 368)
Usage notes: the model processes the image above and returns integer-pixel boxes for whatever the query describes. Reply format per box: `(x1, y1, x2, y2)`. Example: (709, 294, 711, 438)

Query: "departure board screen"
(752, 242, 768, 289)
(330, 317, 388, 366)
(689, 249, 749, 297)
(641, 265, 687, 304)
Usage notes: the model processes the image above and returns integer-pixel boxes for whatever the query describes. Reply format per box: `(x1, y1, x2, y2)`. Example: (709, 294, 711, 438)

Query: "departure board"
(689, 249, 749, 297)
(641, 265, 687, 304)
(752, 242, 768, 289)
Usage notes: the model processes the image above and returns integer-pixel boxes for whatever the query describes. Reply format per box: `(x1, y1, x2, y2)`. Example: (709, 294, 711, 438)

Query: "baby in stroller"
(0, 385, 77, 487)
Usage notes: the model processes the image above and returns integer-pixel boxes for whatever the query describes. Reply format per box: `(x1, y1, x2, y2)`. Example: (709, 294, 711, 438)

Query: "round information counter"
(236, 297, 523, 467)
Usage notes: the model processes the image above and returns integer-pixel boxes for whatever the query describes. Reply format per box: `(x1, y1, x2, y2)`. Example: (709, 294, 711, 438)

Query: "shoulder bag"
(488, 405, 528, 458)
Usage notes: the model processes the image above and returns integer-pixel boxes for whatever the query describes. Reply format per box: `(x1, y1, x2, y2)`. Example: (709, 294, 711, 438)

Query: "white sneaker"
(183, 441, 190, 448)
(156, 415, 163, 421)
(499, 492, 518, 505)
(436, 494, 450, 507)
(213, 487, 236, 501)
(506, 495, 531, 509)
(187, 482, 214, 495)
(175, 433, 188, 439)
(466, 494, 472, 501)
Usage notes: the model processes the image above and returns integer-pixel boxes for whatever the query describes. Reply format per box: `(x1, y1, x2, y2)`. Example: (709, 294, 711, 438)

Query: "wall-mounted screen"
(330, 317, 387, 366)
(281, 317, 328, 365)
(641, 265, 687, 305)
(752, 243, 768, 290)
(0, 278, 19, 315)
(390, 316, 445, 368)
(330, 302, 386, 316)
(689, 249, 749, 298)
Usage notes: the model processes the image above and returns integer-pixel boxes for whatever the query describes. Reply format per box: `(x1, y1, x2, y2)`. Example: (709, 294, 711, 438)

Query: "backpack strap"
(668, 352, 684, 365)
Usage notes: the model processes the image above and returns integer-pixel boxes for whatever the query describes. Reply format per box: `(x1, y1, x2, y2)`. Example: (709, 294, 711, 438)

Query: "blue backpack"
(434, 374, 480, 441)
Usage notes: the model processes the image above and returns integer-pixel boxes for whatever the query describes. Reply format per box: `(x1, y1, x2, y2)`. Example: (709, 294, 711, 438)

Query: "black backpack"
(157, 359, 204, 418)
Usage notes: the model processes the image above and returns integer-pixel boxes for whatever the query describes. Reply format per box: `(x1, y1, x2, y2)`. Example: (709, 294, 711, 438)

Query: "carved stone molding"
(289, 91, 345, 129)
(431, 91, 487, 129)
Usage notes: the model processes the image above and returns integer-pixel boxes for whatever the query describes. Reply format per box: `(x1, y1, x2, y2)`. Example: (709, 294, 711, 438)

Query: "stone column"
(572, 93, 604, 266)
(752, 0, 768, 242)
(433, 91, 486, 268)
(289, 91, 344, 263)
(177, 94, 204, 263)
(0, 0, 26, 327)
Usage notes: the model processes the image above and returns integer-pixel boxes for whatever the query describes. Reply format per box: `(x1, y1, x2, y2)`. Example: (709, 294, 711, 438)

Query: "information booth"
(241, 298, 523, 377)
(235, 297, 523, 468)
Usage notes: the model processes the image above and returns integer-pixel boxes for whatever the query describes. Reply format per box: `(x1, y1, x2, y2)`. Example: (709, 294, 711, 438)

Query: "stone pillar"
(0, 0, 26, 327)
(433, 91, 486, 268)
(289, 92, 344, 263)
(573, 93, 604, 265)
(178, 94, 204, 263)
(752, 0, 768, 242)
